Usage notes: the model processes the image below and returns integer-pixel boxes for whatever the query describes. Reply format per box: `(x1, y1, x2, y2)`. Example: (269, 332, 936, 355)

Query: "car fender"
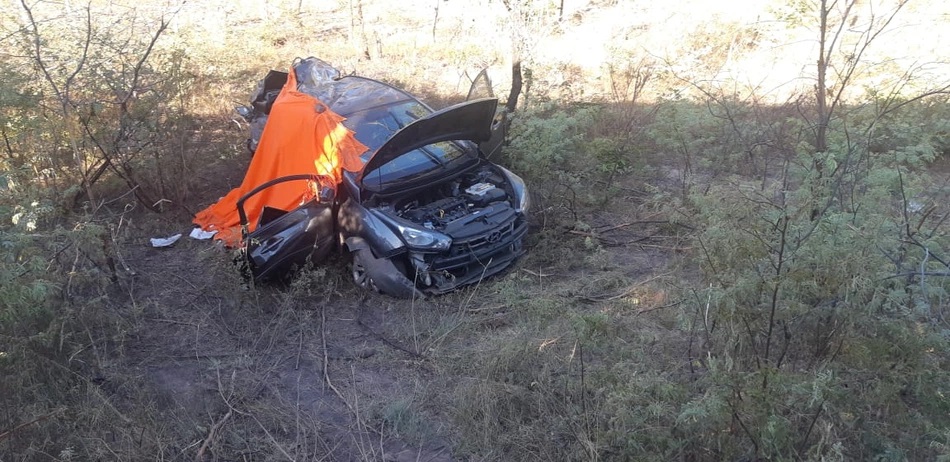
(343, 236, 371, 252)
(338, 198, 406, 257)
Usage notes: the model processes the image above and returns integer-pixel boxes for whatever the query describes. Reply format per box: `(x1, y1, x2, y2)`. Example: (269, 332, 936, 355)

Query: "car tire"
(350, 249, 420, 299)
(351, 249, 380, 293)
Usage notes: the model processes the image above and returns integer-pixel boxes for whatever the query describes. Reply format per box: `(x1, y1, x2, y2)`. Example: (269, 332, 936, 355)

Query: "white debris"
(189, 228, 218, 240)
(150, 233, 182, 248)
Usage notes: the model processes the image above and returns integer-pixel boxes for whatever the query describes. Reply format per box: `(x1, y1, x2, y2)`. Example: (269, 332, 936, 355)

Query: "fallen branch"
(882, 271, 950, 280)
(521, 268, 554, 278)
(576, 271, 672, 303)
(596, 220, 696, 233)
(0, 408, 66, 441)
(355, 312, 425, 359)
(194, 409, 232, 462)
(636, 300, 682, 315)
(636, 243, 693, 251)
(567, 229, 686, 248)
(146, 318, 199, 327)
(464, 303, 509, 313)
(567, 229, 598, 239)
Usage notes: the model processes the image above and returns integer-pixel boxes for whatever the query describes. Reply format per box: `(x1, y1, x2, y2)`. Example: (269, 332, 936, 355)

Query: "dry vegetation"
(2, 0, 950, 460)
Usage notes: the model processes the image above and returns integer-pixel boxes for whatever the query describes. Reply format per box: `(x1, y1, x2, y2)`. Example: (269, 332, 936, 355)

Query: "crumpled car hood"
(358, 98, 499, 184)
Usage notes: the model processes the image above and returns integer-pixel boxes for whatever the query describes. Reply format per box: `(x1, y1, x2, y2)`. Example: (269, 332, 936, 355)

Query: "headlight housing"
(497, 166, 530, 214)
(397, 224, 452, 251)
(514, 183, 530, 214)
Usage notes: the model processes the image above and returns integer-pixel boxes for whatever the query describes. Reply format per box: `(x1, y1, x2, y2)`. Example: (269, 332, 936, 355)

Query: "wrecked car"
(232, 58, 529, 298)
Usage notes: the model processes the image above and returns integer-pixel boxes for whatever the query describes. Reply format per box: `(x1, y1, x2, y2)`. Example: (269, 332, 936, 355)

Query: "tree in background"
(672, 0, 950, 459)
(4, 0, 188, 212)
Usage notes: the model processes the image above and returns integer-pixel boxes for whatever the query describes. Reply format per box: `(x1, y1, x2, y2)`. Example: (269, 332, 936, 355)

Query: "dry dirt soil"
(110, 149, 457, 460)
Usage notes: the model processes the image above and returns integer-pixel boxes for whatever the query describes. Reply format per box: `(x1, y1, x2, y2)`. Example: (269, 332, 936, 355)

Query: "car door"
(466, 69, 508, 159)
(236, 174, 336, 281)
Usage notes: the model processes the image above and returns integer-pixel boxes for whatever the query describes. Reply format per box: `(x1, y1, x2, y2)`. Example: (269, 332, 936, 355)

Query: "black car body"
(236, 58, 529, 297)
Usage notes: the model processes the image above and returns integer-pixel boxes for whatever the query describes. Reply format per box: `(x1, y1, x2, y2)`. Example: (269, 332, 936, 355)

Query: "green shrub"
(677, 91, 950, 459)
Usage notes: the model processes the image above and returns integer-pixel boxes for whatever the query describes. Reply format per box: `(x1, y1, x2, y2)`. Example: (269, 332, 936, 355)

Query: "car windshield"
(343, 100, 429, 154)
(365, 140, 470, 186)
(343, 100, 476, 188)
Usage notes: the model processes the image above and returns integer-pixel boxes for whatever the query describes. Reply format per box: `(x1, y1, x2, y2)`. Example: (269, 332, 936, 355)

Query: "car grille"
(429, 215, 527, 276)
(452, 220, 518, 254)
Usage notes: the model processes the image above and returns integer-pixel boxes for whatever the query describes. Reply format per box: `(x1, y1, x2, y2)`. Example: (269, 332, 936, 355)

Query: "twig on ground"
(521, 268, 554, 277)
(636, 300, 682, 315)
(0, 408, 66, 441)
(321, 305, 379, 438)
(170, 353, 241, 360)
(194, 409, 232, 462)
(576, 271, 672, 302)
(146, 318, 199, 327)
(425, 318, 466, 352)
(250, 412, 296, 462)
(464, 303, 509, 313)
(567, 229, 599, 239)
(637, 243, 693, 251)
(355, 306, 425, 359)
(568, 229, 685, 248)
(295, 326, 303, 370)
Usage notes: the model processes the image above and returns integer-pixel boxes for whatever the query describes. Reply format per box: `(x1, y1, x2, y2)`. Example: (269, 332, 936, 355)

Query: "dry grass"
(4, 0, 950, 460)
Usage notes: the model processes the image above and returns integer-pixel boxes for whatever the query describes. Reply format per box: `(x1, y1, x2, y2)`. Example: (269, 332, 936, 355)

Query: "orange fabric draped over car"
(193, 67, 367, 247)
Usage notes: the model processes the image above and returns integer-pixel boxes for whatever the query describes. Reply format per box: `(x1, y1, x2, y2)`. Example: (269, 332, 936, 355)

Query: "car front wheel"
(351, 249, 379, 293)
(349, 249, 421, 299)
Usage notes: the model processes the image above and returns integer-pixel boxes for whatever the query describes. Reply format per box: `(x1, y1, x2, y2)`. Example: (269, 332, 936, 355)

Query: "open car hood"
(358, 98, 499, 184)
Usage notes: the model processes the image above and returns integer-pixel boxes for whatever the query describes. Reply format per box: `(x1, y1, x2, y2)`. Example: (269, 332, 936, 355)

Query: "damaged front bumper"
(410, 216, 528, 294)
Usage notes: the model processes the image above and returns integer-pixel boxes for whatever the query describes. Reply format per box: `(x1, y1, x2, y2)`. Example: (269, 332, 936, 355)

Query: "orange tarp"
(194, 67, 367, 246)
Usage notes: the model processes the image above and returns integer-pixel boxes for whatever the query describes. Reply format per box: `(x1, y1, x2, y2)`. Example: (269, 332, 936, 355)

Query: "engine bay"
(391, 166, 511, 231)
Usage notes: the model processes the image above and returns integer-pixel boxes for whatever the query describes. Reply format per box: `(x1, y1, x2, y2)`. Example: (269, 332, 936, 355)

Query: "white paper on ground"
(150, 233, 182, 248)
(189, 228, 218, 240)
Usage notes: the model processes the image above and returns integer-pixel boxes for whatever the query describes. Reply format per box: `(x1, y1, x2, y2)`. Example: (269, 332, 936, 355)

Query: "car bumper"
(418, 217, 528, 294)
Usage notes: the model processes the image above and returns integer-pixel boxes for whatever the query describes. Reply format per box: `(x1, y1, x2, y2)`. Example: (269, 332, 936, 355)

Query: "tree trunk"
(816, 0, 829, 157)
(506, 59, 522, 113)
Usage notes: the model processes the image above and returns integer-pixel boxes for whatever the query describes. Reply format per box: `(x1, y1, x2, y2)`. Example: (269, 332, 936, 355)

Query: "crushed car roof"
(294, 58, 420, 118)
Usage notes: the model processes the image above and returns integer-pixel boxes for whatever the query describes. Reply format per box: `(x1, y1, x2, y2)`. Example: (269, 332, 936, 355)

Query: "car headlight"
(497, 166, 530, 214)
(398, 225, 452, 251)
(514, 183, 530, 214)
